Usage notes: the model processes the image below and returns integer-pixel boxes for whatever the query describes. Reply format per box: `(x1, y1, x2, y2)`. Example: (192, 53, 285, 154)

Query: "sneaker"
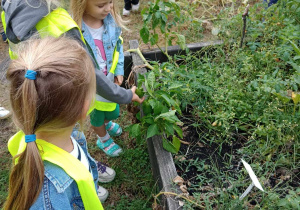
(97, 136, 123, 157)
(0, 107, 10, 119)
(97, 161, 116, 183)
(132, 3, 140, 12)
(97, 186, 109, 203)
(123, 8, 130, 16)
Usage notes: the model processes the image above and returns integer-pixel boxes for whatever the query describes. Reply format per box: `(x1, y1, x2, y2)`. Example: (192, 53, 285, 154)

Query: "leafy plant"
(140, 0, 187, 59)
(128, 68, 184, 154)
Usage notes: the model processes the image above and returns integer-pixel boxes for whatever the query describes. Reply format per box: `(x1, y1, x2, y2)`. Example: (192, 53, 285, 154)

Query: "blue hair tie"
(25, 134, 36, 143)
(25, 70, 37, 80)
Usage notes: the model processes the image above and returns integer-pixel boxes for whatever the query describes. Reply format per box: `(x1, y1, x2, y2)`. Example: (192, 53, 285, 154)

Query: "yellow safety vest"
(93, 37, 123, 112)
(8, 131, 103, 210)
(1, 8, 86, 59)
(2, 7, 123, 112)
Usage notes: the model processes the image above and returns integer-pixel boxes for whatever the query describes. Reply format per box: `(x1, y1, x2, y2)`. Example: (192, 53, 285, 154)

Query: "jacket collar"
(81, 13, 115, 34)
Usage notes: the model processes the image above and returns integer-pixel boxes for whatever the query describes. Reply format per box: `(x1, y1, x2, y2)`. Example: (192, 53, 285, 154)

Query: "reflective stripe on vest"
(93, 37, 123, 112)
(8, 131, 103, 210)
(2, 8, 85, 60)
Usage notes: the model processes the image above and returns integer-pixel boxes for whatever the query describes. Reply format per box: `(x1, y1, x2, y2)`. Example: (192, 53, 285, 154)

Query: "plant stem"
(154, 191, 204, 208)
(240, 4, 250, 48)
(127, 48, 155, 70)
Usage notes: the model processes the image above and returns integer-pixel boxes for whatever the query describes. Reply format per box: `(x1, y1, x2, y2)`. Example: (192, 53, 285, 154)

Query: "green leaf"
(152, 16, 160, 29)
(172, 3, 181, 17)
(288, 39, 300, 56)
(129, 124, 141, 138)
(164, 122, 174, 136)
(287, 61, 300, 73)
(159, 93, 172, 106)
(294, 55, 300, 60)
(155, 11, 161, 19)
(161, 13, 167, 22)
(169, 83, 183, 90)
(175, 33, 186, 50)
(275, 84, 281, 93)
(148, 71, 156, 89)
(155, 110, 176, 120)
(150, 34, 159, 45)
(273, 93, 290, 104)
(151, 101, 163, 115)
(144, 116, 154, 124)
(144, 79, 154, 97)
(140, 27, 149, 43)
(160, 20, 166, 33)
(136, 111, 141, 121)
(173, 124, 183, 138)
(172, 136, 181, 152)
(155, 110, 182, 123)
(162, 138, 177, 153)
(147, 124, 159, 139)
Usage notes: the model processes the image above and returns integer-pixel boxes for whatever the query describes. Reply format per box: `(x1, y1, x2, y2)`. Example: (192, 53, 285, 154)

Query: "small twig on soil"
(153, 192, 204, 209)
(240, 4, 250, 48)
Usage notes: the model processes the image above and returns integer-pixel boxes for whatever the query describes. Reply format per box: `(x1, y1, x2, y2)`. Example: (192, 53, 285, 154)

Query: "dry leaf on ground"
(175, 155, 186, 162)
(180, 140, 190, 145)
(173, 175, 184, 185)
(178, 200, 185, 207)
(197, 142, 205, 147)
(180, 185, 188, 193)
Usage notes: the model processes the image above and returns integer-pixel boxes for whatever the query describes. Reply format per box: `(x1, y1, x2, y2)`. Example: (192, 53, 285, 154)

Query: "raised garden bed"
(126, 32, 300, 209)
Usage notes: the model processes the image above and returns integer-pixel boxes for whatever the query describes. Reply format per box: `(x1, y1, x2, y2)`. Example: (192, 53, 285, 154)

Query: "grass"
(83, 105, 157, 209)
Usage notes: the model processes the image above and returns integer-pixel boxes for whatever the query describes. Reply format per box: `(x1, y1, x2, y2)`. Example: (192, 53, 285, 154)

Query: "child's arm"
(114, 40, 124, 86)
(66, 29, 133, 104)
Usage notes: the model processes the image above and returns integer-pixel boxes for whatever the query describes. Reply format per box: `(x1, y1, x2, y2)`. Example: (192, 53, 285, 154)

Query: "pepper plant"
(127, 64, 184, 154)
(140, 0, 186, 59)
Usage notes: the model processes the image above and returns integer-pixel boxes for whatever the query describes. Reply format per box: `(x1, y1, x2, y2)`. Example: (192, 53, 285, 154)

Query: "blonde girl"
(4, 37, 103, 210)
(70, 0, 131, 159)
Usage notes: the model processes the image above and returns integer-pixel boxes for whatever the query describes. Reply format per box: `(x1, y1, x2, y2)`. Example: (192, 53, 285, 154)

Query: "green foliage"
(140, 0, 187, 57)
(128, 70, 184, 153)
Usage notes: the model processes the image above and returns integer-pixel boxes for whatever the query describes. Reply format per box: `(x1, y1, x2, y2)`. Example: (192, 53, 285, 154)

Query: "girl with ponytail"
(4, 37, 103, 210)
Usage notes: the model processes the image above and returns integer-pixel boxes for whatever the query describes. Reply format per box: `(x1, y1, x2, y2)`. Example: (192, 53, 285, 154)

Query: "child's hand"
(114, 75, 123, 86)
(131, 86, 144, 104)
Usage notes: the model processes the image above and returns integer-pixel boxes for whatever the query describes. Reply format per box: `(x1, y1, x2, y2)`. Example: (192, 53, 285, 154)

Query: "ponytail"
(4, 71, 44, 210)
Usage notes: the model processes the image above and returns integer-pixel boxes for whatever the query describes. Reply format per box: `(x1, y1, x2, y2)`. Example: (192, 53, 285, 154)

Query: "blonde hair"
(71, 0, 126, 29)
(4, 37, 95, 210)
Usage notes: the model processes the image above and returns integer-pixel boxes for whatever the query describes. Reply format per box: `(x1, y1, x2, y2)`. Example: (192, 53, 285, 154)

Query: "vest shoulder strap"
(35, 8, 85, 44)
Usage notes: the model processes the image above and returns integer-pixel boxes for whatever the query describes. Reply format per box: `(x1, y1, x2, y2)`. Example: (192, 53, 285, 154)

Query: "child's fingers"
(131, 86, 144, 104)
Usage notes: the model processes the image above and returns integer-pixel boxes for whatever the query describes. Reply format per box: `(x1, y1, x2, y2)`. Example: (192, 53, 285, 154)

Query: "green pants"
(90, 104, 120, 127)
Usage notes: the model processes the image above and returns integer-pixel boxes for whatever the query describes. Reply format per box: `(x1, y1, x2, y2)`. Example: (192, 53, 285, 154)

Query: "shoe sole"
(99, 191, 109, 203)
(0, 113, 11, 119)
(98, 170, 116, 183)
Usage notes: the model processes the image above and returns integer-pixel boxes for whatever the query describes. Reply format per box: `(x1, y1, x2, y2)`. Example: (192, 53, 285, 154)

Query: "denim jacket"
(30, 129, 98, 210)
(82, 13, 124, 76)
